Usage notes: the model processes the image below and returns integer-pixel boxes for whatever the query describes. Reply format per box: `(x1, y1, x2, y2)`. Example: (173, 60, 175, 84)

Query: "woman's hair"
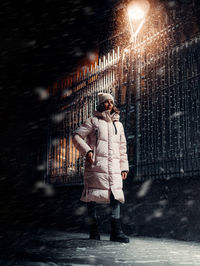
(96, 101, 120, 114)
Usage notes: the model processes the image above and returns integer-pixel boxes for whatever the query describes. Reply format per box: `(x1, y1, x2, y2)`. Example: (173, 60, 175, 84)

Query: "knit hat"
(98, 92, 114, 105)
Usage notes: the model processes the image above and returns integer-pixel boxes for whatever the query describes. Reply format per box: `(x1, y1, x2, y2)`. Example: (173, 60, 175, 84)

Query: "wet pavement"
(1, 229, 200, 266)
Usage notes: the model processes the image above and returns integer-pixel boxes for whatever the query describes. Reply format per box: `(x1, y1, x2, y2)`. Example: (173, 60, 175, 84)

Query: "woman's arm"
(119, 124, 129, 173)
(72, 117, 94, 156)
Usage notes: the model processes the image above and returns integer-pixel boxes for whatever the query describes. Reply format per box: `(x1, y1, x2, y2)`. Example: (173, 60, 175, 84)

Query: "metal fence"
(46, 8, 200, 185)
(125, 34, 200, 181)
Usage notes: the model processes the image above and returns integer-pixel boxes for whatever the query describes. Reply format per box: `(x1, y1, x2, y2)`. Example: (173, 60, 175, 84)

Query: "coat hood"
(93, 110, 120, 122)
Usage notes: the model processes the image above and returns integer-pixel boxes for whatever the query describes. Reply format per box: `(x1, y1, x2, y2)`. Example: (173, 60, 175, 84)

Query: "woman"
(72, 92, 129, 243)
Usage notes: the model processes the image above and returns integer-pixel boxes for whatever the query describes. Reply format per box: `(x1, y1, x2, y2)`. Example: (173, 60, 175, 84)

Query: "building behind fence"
(44, 2, 200, 185)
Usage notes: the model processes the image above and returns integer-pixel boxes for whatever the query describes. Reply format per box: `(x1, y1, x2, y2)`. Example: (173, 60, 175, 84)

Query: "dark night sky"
(0, 0, 118, 87)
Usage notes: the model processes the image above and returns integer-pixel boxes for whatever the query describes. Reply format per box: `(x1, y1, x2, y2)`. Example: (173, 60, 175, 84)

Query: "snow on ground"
(1, 229, 200, 266)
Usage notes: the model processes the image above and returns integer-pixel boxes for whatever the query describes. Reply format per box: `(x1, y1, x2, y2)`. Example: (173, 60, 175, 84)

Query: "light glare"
(128, 0, 150, 21)
(128, 5, 145, 20)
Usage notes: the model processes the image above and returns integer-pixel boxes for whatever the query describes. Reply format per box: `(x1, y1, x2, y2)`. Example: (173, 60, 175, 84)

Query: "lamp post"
(127, 0, 149, 44)
(127, 0, 149, 178)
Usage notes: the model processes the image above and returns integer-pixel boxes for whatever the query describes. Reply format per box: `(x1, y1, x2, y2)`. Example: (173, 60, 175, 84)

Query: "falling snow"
(1, 0, 200, 264)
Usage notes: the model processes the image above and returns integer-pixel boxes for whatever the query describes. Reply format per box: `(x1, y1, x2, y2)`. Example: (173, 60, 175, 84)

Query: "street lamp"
(127, 0, 150, 43)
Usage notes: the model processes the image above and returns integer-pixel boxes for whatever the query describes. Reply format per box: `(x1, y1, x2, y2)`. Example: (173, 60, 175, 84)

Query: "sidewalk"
(1, 228, 200, 266)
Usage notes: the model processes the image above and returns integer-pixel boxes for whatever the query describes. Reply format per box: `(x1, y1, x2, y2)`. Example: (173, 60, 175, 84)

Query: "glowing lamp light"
(128, 0, 150, 21)
(128, 5, 145, 21)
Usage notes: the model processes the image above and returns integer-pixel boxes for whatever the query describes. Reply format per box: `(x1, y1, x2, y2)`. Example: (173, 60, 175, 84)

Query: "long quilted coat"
(72, 109, 129, 204)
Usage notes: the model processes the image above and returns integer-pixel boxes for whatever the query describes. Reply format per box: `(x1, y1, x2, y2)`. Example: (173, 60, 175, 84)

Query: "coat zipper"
(95, 129, 98, 145)
(113, 121, 117, 135)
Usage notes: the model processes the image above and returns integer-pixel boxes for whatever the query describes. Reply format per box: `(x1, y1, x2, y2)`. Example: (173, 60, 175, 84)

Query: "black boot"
(110, 218, 129, 243)
(88, 217, 100, 240)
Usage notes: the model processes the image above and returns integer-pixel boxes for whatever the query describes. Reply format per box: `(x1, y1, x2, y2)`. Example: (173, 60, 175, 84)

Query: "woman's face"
(103, 99, 114, 112)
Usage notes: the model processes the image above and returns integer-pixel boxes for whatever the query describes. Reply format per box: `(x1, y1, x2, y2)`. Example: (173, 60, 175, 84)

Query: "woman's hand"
(121, 171, 128, 180)
(86, 151, 94, 164)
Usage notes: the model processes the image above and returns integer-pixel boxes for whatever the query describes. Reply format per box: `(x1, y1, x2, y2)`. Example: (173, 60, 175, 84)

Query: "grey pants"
(87, 192, 120, 219)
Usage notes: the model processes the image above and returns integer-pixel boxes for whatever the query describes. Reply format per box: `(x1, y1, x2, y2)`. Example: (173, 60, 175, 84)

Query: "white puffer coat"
(72, 110, 129, 204)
